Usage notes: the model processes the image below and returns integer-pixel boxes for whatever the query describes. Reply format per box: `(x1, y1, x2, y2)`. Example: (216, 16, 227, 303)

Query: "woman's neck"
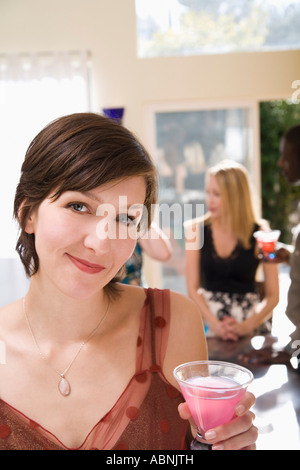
(24, 276, 109, 345)
(211, 217, 232, 234)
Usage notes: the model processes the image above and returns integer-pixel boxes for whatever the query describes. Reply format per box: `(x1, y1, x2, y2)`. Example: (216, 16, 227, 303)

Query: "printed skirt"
(199, 288, 271, 337)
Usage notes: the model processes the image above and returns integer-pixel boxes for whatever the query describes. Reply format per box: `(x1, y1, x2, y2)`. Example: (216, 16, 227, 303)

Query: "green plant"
(260, 100, 300, 244)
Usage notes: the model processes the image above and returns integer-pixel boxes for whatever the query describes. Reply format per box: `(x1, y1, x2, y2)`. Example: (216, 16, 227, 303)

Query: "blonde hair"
(207, 159, 259, 249)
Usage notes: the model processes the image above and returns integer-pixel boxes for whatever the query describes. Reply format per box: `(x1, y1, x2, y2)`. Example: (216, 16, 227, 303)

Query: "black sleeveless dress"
(199, 224, 270, 335)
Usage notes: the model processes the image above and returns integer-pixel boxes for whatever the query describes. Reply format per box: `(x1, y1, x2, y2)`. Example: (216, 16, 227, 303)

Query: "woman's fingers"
(178, 391, 257, 450)
(235, 391, 256, 416)
(204, 411, 258, 450)
(178, 402, 191, 420)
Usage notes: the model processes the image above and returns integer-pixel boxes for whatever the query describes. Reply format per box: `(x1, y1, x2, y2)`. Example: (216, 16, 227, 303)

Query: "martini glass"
(174, 360, 253, 450)
(253, 230, 281, 262)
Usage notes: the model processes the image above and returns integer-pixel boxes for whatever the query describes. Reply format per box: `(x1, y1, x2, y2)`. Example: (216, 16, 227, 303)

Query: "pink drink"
(174, 361, 253, 448)
(180, 376, 245, 434)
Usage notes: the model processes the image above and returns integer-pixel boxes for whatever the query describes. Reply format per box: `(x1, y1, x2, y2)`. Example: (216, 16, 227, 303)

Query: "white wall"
(0, 0, 299, 294)
(0, 0, 299, 143)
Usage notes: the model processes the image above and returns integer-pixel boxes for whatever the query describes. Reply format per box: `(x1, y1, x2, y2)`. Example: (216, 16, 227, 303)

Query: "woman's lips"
(66, 254, 105, 274)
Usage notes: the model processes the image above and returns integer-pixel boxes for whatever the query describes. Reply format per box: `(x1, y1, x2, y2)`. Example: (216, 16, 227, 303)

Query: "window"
(0, 50, 91, 258)
(0, 50, 91, 306)
(144, 100, 259, 293)
(135, 0, 300, 58)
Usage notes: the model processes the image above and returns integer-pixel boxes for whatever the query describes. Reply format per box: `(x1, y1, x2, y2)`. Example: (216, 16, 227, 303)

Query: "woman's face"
(279, 137, 300, 184)
(205, 174, 222, 220)
(25, 176, 146, 299)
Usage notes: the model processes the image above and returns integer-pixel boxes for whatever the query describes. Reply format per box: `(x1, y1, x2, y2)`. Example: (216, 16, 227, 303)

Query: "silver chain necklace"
(23, 297, 110, 397)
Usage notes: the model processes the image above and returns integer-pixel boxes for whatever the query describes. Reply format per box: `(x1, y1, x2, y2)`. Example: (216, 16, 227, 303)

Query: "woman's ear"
(18, 201, 35, 234)
(24, 215, 34, 234)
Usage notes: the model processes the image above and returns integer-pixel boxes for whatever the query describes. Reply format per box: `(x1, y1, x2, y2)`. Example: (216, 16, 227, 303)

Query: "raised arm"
(138, 222, 172, 262)
(162, 291, 208, 388)
(164, 291, 257, 451)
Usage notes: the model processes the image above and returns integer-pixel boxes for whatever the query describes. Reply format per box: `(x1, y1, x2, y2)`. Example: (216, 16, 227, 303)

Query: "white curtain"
(0, 50, 91, 306)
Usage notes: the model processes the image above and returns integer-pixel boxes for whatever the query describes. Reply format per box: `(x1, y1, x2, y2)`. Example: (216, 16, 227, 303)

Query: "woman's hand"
(229, 318, 255, 339)
(274, 244, 293, 264)
(211, 317, 239, 342)
(178, 391, 257, 450)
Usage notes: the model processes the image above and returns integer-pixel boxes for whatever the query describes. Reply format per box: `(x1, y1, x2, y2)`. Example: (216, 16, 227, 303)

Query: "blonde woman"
(185, 159, 279, 341)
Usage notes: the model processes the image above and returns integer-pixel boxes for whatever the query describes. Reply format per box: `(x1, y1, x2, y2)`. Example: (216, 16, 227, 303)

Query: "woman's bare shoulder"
(0, 299, 21, 314)
(184, 214, 210, 249)
(168, 291, 207, 355)
(169, 291, 205, 336)
(163, 291, 208, 386)
(0, 299, 22, 334)
(112, 283, 147, 320)
(115, 283, 146, 303)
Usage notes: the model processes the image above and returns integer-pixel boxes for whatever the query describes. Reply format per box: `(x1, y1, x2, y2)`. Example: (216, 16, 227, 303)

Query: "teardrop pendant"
(58, 375, 71, 397)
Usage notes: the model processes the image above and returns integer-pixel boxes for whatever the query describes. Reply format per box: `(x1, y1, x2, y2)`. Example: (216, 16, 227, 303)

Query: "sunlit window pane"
(0, 51, 91, 258)
(135, 0, 300, 58)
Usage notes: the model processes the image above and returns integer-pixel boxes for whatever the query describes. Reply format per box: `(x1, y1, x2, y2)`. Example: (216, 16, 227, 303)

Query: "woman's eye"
(117, 213, 135, 225)
(68, 203, 88, 213)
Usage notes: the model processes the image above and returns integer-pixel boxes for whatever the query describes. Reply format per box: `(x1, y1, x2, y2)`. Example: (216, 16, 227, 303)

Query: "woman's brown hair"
(14, 112, 158, 298)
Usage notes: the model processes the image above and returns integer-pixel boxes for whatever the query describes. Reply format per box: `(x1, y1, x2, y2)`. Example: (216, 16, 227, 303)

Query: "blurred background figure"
(185, 159, 279, 341)
(122, 222, 172, 286)
(277, 125, 300, 369)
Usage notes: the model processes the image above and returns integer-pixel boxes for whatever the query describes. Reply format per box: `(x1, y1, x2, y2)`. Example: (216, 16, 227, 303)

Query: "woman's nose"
(83, 217, 112, 252)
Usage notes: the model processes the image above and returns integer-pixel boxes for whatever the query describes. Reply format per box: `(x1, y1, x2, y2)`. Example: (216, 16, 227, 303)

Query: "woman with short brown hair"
(0, 114, 257, 450)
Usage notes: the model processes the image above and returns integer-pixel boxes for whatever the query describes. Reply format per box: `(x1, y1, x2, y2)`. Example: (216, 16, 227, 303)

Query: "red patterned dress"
(0, 289, 188, 450)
